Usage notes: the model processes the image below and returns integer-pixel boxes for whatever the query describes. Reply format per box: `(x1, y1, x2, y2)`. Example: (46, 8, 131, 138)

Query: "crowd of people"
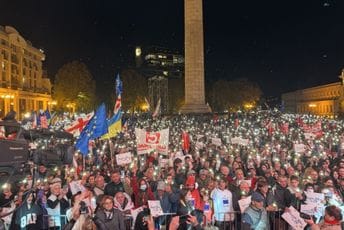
(1, 109, 344, 230)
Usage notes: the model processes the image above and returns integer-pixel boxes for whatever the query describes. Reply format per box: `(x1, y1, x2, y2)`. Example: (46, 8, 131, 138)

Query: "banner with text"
(135, 128, 169, 155)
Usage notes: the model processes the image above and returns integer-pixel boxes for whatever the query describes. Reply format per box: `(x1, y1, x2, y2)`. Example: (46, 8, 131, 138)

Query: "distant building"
(135, 46, 184, 113)
(282, 72, 344, 117)
(0, 26, 52, 119)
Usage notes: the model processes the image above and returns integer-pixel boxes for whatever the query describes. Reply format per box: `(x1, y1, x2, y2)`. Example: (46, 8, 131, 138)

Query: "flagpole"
(83, 155, 86, 172)
(109, 140, 115, 169)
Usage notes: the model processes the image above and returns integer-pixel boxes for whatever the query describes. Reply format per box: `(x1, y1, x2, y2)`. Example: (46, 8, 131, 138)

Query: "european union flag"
(75, 103, 108, 155)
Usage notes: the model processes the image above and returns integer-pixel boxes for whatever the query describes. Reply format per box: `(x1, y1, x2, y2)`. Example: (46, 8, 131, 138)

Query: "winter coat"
(94, 208, 125, 230)
(242, 205, 268, 230)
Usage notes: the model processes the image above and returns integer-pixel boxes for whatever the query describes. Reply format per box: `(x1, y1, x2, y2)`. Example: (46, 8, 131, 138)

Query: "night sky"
(1, 0, 344, 97)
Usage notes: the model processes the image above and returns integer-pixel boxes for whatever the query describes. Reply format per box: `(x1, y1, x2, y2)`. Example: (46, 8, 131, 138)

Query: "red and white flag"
(65, 112, 94, 137)
(113, 95, 121, 115)
(280, 122, 289, 134)
(182, 131, 190, 153)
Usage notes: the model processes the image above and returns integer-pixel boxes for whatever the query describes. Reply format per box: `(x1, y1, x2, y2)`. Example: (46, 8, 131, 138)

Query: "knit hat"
(251, 192, 264, 202)
(50, 177, 62, 185)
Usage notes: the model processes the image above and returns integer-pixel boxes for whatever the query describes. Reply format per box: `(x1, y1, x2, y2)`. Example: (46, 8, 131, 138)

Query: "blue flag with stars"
(75, 103, 108, 155)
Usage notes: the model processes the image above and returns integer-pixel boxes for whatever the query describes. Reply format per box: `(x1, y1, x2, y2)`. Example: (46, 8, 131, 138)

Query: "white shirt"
(211, 187, 234, 221)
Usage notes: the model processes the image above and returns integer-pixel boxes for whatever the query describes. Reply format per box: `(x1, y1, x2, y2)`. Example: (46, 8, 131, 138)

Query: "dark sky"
(1, 0, 344, 97)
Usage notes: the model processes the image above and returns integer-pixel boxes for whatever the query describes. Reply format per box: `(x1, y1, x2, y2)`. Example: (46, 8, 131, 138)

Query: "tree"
(53, 61, 96, 112)
(210, 78, 262, 112)
(121, 69, 148, 112)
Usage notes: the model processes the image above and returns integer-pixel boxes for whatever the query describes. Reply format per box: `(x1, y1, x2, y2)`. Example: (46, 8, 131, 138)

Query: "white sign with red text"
(135, 128, 169, 155)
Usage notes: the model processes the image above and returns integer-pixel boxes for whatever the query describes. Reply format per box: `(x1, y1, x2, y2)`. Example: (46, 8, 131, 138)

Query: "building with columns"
(282, 71, 344, 117)
(0, 26, 52, 119)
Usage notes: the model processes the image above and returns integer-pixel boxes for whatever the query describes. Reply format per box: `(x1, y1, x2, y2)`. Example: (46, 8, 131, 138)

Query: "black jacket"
(94, 208, 125, 230)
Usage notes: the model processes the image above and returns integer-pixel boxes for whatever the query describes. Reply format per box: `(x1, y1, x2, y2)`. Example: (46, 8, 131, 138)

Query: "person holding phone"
(167, 215, 202, 230)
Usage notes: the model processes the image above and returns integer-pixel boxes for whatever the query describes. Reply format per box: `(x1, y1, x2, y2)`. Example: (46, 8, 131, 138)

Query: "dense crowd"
(1, 110, 344, 230)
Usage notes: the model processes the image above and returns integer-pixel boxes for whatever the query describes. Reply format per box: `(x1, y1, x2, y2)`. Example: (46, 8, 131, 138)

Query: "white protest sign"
(212, 138, 222, 146)
(305, 192, 325, 205)
(135, 128, 169, 155)
(231, 137, 240, 145)
(159, 158, 168, 168)
(148, 200, 164, 217)
(239, 138, 249, 146)
(115, 152, 132, 166)
(195, 141, 205, 149)
(231, 137, 249, 146)
(69, 180, 85, 195)
(300, 203, 317, 216)
(238, 196, 251, 213)
(174, 151, 185, 162)
(281, 206, 307, 230)
(294, 144, 306, 153)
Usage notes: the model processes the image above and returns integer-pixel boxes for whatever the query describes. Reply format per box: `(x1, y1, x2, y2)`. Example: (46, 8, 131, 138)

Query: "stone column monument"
(180, 0, 211, 113)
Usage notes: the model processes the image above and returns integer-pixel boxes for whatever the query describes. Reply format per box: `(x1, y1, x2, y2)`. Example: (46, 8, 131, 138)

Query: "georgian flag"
(65, 112, 94, 137)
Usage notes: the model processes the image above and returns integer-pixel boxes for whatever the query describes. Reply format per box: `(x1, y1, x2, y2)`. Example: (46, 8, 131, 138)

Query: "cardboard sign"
(69, 180, 85, 195)
(304, 192, 324, 205)
(212, 138, 222, 146)
(281, 206, 307, 230)
(115, 152, 132, 166)
(294, 144, 306, 153)
(148, 200, 164, 217)
(231, 137, 249, 146)
(238, 196, 251, 213)
(300, 204, 317, 216)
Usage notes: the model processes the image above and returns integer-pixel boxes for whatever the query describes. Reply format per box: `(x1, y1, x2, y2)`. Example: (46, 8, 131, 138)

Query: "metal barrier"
(42, 210, 287, 230)
(209, 211, 286, 230)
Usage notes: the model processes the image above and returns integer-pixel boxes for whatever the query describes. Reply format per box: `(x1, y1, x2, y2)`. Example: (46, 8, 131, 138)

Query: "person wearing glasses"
(93, 195, 125, 230)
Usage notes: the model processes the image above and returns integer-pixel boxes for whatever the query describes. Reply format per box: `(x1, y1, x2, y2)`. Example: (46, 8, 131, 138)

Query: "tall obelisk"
(180, 0, 211, 114)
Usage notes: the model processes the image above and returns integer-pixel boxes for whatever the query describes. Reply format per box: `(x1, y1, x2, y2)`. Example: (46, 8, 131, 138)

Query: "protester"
(305, 205, 342, 230)
(2, 109, 344, 229)
(104, 170, 132, 197)
(14, 192, 43, 230)
(46, 177, 69, 229)
(242, 192, 268, 230)
(211, 176, 235, 229)
(93, 195, 126, 230)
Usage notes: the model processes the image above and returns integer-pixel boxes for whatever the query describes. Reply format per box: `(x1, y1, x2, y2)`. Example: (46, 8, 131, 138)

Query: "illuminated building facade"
(0, 26, 52, 119)
(135, 46, 184, 113)
(282, 81, 344, 117)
